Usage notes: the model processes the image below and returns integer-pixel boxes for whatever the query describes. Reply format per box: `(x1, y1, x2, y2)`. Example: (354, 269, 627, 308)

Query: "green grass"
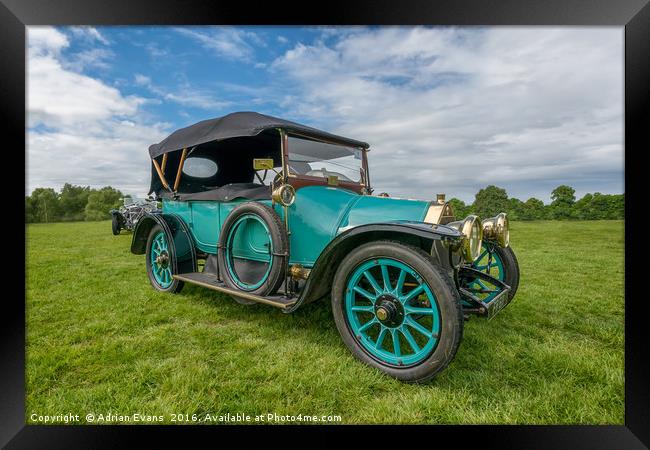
(26, 220, 624, 424)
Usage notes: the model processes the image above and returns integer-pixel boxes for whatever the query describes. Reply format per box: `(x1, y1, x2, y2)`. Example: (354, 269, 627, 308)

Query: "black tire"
(145, 224, 185, 293)
(489, 245, 520, 300)
(111, 214, 121, 235)
(331, 240, 464, 383)
(217, 202, 288, 305)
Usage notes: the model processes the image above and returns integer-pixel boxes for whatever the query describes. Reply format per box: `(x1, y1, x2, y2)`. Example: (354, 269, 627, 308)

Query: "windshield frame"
(281, 130, 370, 195)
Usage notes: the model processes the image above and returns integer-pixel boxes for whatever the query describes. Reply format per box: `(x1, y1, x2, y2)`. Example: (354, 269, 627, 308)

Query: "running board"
(173, 272, 297, 309)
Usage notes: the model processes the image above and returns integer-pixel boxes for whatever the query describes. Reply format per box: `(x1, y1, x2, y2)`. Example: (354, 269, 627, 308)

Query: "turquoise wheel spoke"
(400, 327, 421, 353)
(405, 316, 433, 339)
(375, 327, 388, 349)
(359, 318, 377, 333)
(363, 270, 382, 294)
(391, 329, 401, 357)
(404, 306, 434, 315)
(351, 305, 374, 313)
(353, 286, 377, 303)
(396, 269, 406, 296)
(401, 283, 424, 303)
(380, 264, 392, 291)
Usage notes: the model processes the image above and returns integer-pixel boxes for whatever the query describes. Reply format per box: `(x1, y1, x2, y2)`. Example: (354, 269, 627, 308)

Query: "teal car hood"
(336, 194, 431, 233)
(286, 186, 436, 265)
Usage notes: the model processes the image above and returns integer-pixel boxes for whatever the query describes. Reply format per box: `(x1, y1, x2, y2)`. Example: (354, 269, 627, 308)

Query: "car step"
(173, 272, 297, 309)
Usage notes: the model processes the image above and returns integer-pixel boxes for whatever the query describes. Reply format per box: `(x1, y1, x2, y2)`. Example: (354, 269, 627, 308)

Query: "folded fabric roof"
(148, 111, 370, 158)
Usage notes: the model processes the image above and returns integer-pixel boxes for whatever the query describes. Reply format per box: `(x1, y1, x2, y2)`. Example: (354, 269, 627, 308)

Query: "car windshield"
(287, 135, 363, 183)
(124, 197, 153, 206)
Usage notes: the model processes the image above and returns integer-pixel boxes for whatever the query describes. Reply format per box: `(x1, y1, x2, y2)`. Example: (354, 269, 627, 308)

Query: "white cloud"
(27, 26, 170, 196)
(175, 26, 263, 62)
(28, 50, 143, 129)
(162, 91, 230, 110)
(27, 26, 69, 55)
(134, 73, 151, 86)
(132, 74, 231, 110)
(64, 47, 115, 71)
(68, 26, 110, 45)
(271, 27, 623, 202)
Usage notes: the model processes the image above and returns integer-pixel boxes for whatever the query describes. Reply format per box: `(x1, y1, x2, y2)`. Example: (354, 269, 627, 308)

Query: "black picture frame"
(4, 0, 648, 446)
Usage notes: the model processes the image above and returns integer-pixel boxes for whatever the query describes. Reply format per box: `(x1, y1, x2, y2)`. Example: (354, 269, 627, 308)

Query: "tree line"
(26, 184, 125, 223)
(448, 185, 624, 221)
(25, 183, 623, 224)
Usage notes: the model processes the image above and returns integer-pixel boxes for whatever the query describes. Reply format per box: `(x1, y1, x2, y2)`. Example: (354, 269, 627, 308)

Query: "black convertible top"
(148, 111, 369, 158)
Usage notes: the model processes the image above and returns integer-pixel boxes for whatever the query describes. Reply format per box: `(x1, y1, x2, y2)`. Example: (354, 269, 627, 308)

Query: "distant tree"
(611, 193, 625, 219)
(84, 186, 123, 221)
(590, 192, 624, 220)
(572, 193, 594, 219)
(59, 183, 91, 222)
(506, 197, 525, 220)
(29, 188, 61, 223)
(521, 198, 546, 220)
(25, 196, 37, 223)
(447, 197, 470, 219)
(472, 185, 509, 218)
(550, 185, 576, 219)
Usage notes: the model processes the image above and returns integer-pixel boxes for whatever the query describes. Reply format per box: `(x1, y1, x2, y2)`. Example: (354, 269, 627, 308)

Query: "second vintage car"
(130, 111, 520, 382)
(110, 196, 159, 235)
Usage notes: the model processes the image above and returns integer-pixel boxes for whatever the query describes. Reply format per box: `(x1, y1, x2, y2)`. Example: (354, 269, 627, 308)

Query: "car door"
(188, 201, 221, 253)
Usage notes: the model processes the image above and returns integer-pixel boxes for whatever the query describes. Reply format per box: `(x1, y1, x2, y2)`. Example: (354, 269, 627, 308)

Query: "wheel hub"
(375, 294, 404, 327)
(155, 252, 169, 268)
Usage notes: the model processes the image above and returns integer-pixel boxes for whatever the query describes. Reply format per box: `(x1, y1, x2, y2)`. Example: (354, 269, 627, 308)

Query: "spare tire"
(218, 202, 288, 302)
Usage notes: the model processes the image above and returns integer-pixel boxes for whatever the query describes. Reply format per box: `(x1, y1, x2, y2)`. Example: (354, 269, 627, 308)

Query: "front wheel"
(145, 225, 184, 293)
(111, 214, 121, 235)
(331, 241, 463, 383)
(471, 243, 520, 301)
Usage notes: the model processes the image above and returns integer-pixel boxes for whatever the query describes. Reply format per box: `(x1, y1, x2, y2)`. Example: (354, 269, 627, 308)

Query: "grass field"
(26, 220, 624, 424)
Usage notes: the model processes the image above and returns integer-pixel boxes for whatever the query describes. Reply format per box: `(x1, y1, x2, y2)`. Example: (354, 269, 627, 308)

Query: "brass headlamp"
(482, 212, 509, 247)
(448, 215, 483, 262)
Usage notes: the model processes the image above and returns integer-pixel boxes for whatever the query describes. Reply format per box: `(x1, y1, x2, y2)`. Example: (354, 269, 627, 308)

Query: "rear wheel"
(145, 225, 184, 293)
(331, 241, 463, 383)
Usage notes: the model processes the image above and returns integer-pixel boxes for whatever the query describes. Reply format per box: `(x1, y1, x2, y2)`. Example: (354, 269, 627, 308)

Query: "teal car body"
(163, 186, 431, 267)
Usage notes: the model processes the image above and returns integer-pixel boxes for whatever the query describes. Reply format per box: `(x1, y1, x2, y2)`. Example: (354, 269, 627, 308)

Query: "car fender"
(284, 221, 463, 313)
(131, 212, 197, 275)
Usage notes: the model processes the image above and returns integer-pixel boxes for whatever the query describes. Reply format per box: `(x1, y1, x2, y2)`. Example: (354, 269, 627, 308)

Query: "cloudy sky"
(27, 26, 623, 203)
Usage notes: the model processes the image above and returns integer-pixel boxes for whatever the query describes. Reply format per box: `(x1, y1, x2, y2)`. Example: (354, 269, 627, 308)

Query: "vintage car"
(110, 197, 159, 235)
(131, 112, 520, 382)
